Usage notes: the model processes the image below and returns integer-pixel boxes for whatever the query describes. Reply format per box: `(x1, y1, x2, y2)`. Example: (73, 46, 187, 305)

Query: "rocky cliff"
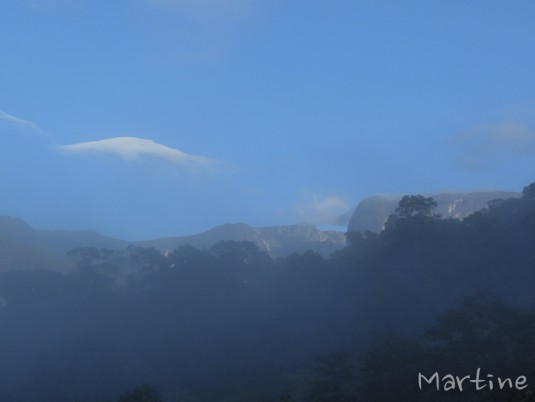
(348, 191, 521, 233)
(135, 223, 347, 258)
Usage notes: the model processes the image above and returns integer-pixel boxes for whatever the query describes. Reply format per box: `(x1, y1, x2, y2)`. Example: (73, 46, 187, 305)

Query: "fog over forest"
(1, 182, 535, 401)
(3, 1, 535, 401)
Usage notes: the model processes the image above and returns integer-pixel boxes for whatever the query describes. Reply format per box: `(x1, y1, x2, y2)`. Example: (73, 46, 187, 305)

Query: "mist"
(3, 1, 535, 400)
(0, 183, 535, 400)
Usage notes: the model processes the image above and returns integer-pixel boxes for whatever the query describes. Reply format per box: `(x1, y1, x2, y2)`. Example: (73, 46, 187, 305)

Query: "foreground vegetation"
(1, 182, 535, 401)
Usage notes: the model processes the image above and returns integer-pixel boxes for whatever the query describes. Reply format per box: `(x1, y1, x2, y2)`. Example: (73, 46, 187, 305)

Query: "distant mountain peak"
(0, 215, 33, 235)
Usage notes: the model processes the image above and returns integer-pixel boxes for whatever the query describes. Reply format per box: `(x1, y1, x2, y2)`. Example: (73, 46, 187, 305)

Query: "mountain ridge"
(134, 222, 347, 258)
(0, 189, 521, 271)
(0, 216, 347, 271)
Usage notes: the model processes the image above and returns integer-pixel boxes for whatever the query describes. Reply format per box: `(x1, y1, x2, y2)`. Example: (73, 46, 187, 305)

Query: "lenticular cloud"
(57, 136, 218, 168)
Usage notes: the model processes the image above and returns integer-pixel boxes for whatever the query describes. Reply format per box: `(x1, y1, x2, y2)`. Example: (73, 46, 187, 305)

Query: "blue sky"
(1, 0, 535, 240)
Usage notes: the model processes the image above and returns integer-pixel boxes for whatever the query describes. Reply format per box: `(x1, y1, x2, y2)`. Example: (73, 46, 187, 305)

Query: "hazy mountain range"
(0, 215, 127, 272)
(135, 223, 346, 258)
(0, 217, 346, 272)
(0, 190, 521, 272)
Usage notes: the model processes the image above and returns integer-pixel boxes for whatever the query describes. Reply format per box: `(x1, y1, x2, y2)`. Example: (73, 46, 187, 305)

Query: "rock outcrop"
(348, 191, 521, 233)
(136, 223, 347, 258)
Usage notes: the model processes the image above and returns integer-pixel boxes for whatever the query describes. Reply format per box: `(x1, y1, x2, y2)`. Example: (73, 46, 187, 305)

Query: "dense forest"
(2, 182, 535, 401)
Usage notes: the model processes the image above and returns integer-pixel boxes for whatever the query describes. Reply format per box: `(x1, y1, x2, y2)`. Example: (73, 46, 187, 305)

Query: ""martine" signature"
(418, 368, 528, 392)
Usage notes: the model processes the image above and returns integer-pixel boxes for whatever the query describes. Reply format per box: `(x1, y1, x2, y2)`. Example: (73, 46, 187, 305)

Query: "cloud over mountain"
(57, 137, 219, 169)
(295, 193, 351, 226)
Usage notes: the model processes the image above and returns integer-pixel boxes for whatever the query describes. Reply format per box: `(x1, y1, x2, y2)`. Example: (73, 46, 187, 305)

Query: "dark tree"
(522, 181, 535, 200)
(117, 384, 162, 402)
(306, 352, 357, 402)
(357, 292, 535, 401)
(395, 195, 438, 219)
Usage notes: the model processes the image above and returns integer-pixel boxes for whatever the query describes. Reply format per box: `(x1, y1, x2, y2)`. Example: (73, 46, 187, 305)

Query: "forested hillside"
(1, 182, 535, 401)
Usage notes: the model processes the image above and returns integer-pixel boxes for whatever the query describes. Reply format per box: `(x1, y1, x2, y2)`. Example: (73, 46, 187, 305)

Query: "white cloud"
(295, 193, 351, 226)
(451, 122, 535, 169)
(0, 110, 47, 135)
(57, 137, 219, 169)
